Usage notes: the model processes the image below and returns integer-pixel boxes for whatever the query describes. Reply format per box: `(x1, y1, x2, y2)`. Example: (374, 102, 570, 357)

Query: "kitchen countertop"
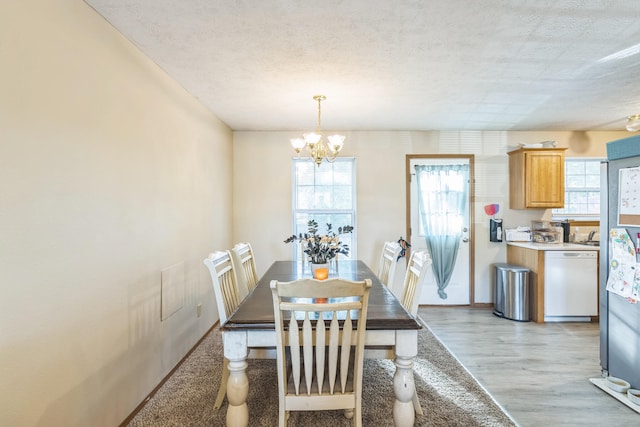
(507, 241, 599, 251)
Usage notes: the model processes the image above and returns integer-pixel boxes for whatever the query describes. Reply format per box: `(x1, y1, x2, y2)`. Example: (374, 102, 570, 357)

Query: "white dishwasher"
(544, 250, 598, 322)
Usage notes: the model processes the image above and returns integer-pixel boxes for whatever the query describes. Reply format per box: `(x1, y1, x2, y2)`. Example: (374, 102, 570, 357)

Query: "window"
(553, 158, 603, 219)
(292, 158, 356, 261)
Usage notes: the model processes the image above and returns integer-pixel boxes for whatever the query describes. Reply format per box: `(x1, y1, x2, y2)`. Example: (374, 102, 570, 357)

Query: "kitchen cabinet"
(508, 148, 567, 209)
(506, 244, 545, 322)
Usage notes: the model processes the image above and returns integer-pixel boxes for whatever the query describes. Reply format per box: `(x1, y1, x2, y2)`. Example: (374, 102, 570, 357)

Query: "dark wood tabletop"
(221, 260, 422, 331)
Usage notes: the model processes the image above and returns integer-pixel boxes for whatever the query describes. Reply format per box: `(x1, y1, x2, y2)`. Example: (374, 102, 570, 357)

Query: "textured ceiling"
(85, 0, 640, 132)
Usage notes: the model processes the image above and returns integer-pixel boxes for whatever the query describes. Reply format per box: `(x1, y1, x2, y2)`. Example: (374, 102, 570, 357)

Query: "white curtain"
(415, 164, 469, 299)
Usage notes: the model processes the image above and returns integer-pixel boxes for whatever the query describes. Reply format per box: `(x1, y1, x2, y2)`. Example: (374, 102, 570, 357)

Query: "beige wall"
(0, 2, 232, 426)
(234, 130, 627, 303)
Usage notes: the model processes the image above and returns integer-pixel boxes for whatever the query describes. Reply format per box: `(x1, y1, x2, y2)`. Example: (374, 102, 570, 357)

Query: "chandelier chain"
(314, 94, 325, 134)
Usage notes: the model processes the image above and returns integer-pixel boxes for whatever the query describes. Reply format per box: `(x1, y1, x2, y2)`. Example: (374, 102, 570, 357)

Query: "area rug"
(128, 318, 517, 426)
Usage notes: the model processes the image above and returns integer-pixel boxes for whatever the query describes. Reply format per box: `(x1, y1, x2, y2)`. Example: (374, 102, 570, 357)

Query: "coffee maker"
(560, 220, 570, 243)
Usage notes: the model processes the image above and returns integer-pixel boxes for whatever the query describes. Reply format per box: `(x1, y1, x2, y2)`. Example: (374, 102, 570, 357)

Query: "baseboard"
(118, 321, 219, 426)
(472, 302, 493, 308)
(418, 303, 494, 308)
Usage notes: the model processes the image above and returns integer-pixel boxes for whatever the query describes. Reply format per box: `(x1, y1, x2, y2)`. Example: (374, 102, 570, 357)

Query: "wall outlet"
(196, 303, 202, 318)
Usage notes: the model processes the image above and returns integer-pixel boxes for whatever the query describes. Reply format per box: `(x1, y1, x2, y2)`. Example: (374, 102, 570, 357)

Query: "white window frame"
(552, 158, 604, 221)
(291, 157, 357, 261)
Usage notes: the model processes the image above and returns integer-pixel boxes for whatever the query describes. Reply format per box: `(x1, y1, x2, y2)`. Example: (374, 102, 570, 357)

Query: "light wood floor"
(418, 306, 639, 427)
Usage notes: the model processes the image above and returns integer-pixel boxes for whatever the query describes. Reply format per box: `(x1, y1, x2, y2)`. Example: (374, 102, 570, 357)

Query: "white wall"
(234, 130, 625, 304)
(0, 2, 232, 426)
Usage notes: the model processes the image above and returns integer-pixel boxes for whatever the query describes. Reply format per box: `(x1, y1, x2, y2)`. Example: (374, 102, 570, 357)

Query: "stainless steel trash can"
(493, 263, 530, 321)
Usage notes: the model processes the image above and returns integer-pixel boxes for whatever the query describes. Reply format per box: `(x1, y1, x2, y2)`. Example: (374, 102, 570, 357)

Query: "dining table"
(221, 260, 422, 427)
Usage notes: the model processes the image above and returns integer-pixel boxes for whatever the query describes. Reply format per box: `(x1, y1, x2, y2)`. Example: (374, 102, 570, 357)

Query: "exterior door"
(408, 156, 473, 305)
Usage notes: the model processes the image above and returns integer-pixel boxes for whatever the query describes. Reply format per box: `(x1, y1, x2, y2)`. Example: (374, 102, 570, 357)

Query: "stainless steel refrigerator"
(600, 134, 640, 387)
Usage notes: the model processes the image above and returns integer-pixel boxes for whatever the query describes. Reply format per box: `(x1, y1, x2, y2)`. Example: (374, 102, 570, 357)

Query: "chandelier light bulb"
(290, 138, 306, 154)
(303, 132, 321, 146)
(327, 134, 345, 153)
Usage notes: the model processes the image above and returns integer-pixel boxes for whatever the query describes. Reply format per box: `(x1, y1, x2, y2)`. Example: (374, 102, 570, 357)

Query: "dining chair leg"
(213, 358, 230, 409)
(413, 392, 423, 416)
(278, 409, 288, 427)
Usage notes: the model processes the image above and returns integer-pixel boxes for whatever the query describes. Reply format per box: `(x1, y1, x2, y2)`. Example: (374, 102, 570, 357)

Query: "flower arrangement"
(284, 220, 354, 264)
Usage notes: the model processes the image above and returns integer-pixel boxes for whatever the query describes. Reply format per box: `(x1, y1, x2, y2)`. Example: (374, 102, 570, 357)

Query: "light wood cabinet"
(508, 148, 567, 209)
(506, 245, 545, 322)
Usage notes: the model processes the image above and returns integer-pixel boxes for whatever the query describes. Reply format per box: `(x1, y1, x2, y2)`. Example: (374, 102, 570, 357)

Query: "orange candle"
(314, 268, 329, 280)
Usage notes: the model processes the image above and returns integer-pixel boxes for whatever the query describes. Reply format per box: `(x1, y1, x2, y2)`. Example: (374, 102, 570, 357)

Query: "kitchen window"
(291, 158, 356, 260)
(553, 158, 603, 219)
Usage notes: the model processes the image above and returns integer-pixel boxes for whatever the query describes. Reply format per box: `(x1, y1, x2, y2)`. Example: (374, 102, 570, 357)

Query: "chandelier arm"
(324, 154, 338, 163)
(326, 145, 340, 162)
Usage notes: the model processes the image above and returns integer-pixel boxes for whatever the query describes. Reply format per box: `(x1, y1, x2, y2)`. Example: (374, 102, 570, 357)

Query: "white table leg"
(223, 331, 249, 427)
(393, 330, 418, 427)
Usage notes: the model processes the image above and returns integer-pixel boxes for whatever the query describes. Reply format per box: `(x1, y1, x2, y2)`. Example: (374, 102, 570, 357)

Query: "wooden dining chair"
(377, 241, 402, 289)
(204, 250, 241, 326)
(397, 249, 432, 416)
(399, 250, 431, 317)
(204, 250, 276, 410)
(364, 250, 431, 416)
(231, 242, 259, 299)
(203, 250, 242, 409)
(270, 277, 372, 427)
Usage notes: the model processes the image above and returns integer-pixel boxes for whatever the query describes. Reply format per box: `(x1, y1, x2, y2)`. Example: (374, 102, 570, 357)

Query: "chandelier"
(626, 114, 640, 132)
(290, 95, 345, 166)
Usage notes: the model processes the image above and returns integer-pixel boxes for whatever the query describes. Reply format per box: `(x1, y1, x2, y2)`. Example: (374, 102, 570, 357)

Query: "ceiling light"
(626, 115, 640, 132)
(290, 95, 345, 166)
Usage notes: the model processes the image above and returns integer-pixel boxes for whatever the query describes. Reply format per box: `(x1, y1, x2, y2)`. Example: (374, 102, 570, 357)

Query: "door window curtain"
(415, 164, 469, 299)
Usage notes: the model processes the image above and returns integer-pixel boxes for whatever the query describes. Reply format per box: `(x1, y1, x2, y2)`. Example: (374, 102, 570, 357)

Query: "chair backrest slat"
(328, 315, 339, 394)
(340, 310, 353, 393)
(315, 316, 326, 395)
(302, 313, 313, 394)
(288, 316, 301, 395)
